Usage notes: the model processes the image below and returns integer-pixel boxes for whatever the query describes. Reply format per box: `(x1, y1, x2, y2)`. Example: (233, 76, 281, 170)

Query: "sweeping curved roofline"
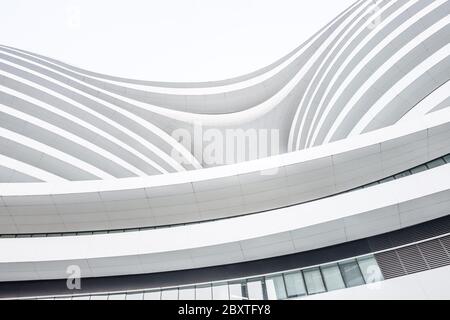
(0, 108, 448, 196)
(0, 1, 358, 88)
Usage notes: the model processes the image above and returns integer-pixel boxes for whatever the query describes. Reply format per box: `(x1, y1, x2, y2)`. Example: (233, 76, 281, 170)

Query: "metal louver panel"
(439, 235, 450, 256)
(374, 250, 406, 280)
(396, 245, 428, 274)
(375, 234, 450, 280)
(418, 239, 450, 269)
(368, 216, 450, 252)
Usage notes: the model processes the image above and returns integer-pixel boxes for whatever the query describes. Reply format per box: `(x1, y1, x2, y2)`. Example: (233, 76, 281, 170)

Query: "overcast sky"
(0, 0, 356, 81)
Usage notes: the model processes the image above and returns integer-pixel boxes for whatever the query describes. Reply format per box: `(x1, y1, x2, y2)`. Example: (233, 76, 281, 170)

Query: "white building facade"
(0, 0, 450, 299)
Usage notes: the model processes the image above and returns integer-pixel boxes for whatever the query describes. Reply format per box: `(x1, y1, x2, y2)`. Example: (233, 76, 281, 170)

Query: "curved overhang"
(1, 108, 449, 233)
(0, 0, 449, 291)
(0, 159, 449, 281)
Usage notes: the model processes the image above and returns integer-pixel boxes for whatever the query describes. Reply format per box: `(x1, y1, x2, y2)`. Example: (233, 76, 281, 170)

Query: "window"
(365, 181, 379, 187)
(195, 285, 212, 300)
(321, 264, 345, 291)
(303, 268, 326, 295)
(444, 154, 450, 163)
(126, 292, 143, 300)
(229, 282, 247, 300)
(380, 177, 395, 183)
(410, 165, 427, 174)
(283, 272, 306, 297)
(71, 295, 90, 300)
(107, 294, 126, 300)
(265, 276, 287, 300)
(357, 256, 384, 283)
(161, 289, 178, 300)
(247, 280, 264, 300)
(179, 287, 196, 300)
(143, 290, 161, 300)
(394, 171, 411, 179)
(426, 158, 446, 169)
(212, 283, 229, 300)
(90, 295, 108, 300)
(339, 260, 365, 287)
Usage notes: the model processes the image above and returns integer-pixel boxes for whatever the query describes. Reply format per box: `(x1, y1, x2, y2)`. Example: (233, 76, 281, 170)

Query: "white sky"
(0, 0, 355, 82)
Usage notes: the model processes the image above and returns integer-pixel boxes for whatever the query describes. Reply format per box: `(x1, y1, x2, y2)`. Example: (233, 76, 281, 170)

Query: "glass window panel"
(380, 176, 395, 184)
(321, 264, 345, 291)
(427, 158, 446, 169)
(339, 260, 365, 287)
(247, 280, 264, 300)
(444, 154, 450, 163)
(283, 271, 306, 297)
(410, 165, 427, 174)
(108, 294, 126, 300)
(212, 283, 230, 300)
(303, 268, 326, 295)
(394, 171, 411, 179)
(357, 256, 384, 283)
(71, 295, 90, 300)
(195, 285, 212, 300)
(54, 296, 72, 300)
(90, 295, 108, 300)
(365, 181, 379, 188)
(265, 276, 287, 300)
(126, 292, 143, 300)
(178, 287, 196, 300)
(143, 291, 161, 300)
(161, 289, 178, 300)
(229, 282, 246, 300)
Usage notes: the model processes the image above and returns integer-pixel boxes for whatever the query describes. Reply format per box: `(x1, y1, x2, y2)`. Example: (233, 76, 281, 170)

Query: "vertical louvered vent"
(368, 215, 450, 252)
(396, 245, 428, 274)
(374, 250, 406, 279)
(439, 235, 450, 256)
(418, 239, 450, 268)
(375, 234, 450, 280)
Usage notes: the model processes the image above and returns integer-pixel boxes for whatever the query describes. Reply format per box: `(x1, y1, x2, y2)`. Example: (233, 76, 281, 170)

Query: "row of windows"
(33, 255, 383, 300)
(2, 154, 448, 239)
(350, 153, 450, 191)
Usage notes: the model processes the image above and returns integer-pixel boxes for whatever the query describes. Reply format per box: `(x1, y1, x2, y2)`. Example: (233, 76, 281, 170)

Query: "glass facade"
(178, 287, 195, 300)
(212, 283, 229, 300)
(195, 285, 212, 300)
(303, 268, 326, 295)
(339, 260, 365, 287)
(321, 264, 346, 291)
(32, 254, 383, 300)
(265, 276, 287, 300)
(357, 256, 384, 283)
(284, 271, 307, 298)
(247, 280, 264, 300)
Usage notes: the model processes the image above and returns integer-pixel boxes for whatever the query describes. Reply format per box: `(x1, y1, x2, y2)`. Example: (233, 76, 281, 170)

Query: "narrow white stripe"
(1, 4, 369, 129)
(4, 1, 365, 96)
(0, 154, 67, 182)
(0, 84, 148, 177)
(323, 14, 450, 143)
(350, 44, 450, 136)
(0, 48, 201, 169)
(297, 0, 400, 150)
(398, 80, 450, 123)
(306, 0, 424, 147)
(0, 127, 114, 180)
(288, 0, 372, 151)
(0, 65, 169, 174)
